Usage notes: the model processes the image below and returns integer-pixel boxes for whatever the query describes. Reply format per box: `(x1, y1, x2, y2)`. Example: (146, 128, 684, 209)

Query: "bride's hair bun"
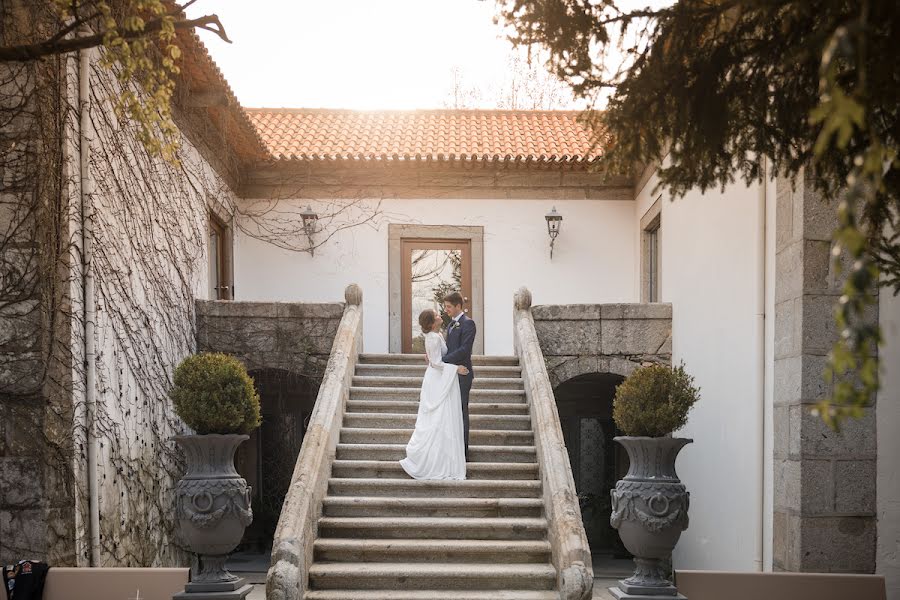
(419, 309, 438, 334)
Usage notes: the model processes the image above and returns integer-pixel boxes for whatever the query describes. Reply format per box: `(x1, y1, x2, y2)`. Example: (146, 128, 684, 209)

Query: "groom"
(441, 291, 475, 459)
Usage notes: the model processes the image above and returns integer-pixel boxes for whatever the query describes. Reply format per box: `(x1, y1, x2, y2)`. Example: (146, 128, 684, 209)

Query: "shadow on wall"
(554, 372, 631, 559)
(235, 368, 319, 551)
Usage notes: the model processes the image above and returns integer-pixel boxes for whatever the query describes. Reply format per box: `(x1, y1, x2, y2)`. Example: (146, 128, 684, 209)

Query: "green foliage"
(613, 363, 700, 438)
(497, 0, 899, 427)
(170, 352, 261, 435)
(811, 17, 893, 428)
(0, 1, 230, 162)
(48, 0, 183, 161)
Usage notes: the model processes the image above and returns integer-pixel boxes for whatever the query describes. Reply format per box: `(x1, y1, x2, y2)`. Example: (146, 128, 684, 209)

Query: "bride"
(399, 308, 468, 480)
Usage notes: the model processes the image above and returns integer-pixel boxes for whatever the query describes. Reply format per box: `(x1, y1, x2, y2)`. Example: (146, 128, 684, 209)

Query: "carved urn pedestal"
(609, 436, 692, 600)
(172, 434, 253, 600)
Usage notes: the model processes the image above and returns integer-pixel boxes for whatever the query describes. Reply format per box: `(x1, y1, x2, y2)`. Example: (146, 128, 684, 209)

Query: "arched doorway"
(554, 372, 630, 558)
(235, 368, 318, 550)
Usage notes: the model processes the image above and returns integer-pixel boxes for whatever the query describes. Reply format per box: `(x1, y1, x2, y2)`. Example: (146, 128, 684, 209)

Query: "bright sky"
(187, 0, 579, 110)
(187, 1, 668, 111)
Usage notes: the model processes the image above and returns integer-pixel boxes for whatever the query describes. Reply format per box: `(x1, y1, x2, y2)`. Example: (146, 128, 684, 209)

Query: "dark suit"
(443, 313, 476, 457)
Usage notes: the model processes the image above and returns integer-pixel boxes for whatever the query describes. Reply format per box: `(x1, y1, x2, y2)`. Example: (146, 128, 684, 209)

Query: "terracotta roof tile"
(244, 108, 603, 165)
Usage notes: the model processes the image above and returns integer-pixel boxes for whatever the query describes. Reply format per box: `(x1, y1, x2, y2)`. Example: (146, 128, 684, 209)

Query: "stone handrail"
(267, 284, 364, 600)
(513, 288, 593, 600)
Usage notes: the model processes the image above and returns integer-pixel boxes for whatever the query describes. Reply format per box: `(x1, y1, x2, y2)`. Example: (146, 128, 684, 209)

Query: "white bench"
(43, 567, 189, 600)
(675, 570, 886, 600)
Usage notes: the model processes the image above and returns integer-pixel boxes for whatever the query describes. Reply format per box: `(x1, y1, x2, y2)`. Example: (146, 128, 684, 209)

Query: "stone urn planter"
(607, 362, 700, 600)
(609, 436, 691, 600)
(169, 352, 261, 600)
(173, 434, 253, 598)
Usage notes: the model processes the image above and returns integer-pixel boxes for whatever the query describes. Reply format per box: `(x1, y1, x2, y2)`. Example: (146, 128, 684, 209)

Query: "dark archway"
(235, 368, 319, 550)
(554, 372, 630, 558)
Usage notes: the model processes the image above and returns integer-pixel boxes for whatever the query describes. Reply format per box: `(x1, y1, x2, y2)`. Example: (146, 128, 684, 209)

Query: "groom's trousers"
(459, 372, 473, 458)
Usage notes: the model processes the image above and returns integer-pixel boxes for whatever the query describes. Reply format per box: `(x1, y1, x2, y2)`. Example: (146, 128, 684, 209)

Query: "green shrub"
(170, 352, 261, 435)
(613, 363, 700, 437)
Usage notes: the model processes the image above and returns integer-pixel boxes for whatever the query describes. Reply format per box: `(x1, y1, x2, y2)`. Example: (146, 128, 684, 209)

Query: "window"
(646, 221, 660, 302)
(208, 215, 232, 300)
(641, 198, 662, 303)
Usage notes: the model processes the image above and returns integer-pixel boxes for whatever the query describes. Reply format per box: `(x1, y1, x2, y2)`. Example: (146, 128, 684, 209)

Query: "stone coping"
(267, 286, 363, 598)
(532, 303, 672, 321)
(196, 299, 344, 319)
(513, 288, 594, 599)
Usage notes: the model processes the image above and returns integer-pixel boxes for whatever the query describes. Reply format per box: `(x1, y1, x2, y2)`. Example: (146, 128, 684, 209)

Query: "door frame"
(389, 224, 484, 354)
(401, 239, 473, 354)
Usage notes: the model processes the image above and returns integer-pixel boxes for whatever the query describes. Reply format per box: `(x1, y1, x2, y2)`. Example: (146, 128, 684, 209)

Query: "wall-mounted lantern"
(300, 205, 319, 256)
(545, 206, 563, 259)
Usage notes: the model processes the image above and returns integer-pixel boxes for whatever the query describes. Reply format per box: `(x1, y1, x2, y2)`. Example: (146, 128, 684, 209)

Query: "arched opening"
(235, 368, 319, 550)
(554, 372, 630, 560)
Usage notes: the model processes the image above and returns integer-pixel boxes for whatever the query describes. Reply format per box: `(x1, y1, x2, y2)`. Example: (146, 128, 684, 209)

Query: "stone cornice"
(240, 162, 635, 200)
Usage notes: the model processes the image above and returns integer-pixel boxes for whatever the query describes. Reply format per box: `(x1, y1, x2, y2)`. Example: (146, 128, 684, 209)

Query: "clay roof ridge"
(243, 107, 590, 115)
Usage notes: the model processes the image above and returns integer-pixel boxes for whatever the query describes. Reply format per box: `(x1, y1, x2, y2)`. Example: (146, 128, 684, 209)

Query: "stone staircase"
(304, 352, 558, 600)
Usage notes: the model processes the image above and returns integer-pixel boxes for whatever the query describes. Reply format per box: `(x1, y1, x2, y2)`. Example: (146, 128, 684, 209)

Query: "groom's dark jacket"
(443, 313, 476, 375)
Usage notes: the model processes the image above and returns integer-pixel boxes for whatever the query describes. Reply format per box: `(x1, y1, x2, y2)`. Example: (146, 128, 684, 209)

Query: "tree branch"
(0, 13, 231, 62)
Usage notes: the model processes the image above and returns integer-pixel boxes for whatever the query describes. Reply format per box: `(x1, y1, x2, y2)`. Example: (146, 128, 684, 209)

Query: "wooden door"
(401, 239, 473, 353)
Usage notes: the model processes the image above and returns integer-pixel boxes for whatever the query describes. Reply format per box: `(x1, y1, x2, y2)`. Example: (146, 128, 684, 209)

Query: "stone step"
(314, 538, 550, 564)
(335, 443, 537, 463)
(305, 590, 558, 600)
(339, 428, 534, 446)
(345, 400, 529, 416)
(352, 376, 524, 390)
(307, 562, 556, 591)
(330, 460, 539, 481)
(317, 517, 549, 541)
(359, 354, 519, 367)
(343, 413, 532, 431)
(327, 478, 542, 499)
(356, 364, 522, 378)
(350, 387, 526, 403)
(321, 497, 544, 519)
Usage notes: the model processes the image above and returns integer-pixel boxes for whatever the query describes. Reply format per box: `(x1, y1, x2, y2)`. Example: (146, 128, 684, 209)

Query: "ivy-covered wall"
(0, 23, 241, 566)
(66, 50, 241, 567)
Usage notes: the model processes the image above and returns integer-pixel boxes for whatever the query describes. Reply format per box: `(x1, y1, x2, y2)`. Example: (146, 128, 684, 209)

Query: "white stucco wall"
(878, 284, 900, 598)
(234, 196, 637, 354)
(634, 167, 767, 571)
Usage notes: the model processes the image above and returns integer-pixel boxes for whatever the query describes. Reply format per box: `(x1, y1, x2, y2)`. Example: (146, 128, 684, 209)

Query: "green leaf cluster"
(613, 363, 700, 438)
(48, 0, 185, 162)
(170, 352, 261, 435)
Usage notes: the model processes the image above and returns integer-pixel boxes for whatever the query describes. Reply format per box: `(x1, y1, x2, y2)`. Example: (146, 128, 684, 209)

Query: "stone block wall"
(773, 171, 878, 572)
(531, 303, 672, 387)
(195, 300, 344, 378)
(0, 9, 77, 565)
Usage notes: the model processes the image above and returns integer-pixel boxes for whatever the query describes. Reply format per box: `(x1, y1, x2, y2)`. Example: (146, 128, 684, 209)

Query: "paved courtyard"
(245, 578, 620, 599)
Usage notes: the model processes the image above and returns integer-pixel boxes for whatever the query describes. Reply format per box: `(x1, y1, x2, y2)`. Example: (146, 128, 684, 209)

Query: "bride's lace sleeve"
(425, 333, 447, 370)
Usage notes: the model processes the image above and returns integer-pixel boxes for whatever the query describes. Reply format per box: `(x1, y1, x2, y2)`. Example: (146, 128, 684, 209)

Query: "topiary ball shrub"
(171, 352, 261, 435)
(613, 362, 700, 437)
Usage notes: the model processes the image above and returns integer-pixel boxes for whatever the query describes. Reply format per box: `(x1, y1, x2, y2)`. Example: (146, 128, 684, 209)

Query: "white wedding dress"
(399, 331, 467, 480)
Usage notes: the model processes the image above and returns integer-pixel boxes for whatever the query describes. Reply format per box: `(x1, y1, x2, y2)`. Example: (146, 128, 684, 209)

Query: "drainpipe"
(754, 159, 769, 572)
(79, 43, 101, 567)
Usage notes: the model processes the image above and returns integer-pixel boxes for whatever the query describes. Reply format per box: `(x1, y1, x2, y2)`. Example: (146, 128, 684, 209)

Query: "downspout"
(78, 43, 101, 567)
(754, 159, 768, 571)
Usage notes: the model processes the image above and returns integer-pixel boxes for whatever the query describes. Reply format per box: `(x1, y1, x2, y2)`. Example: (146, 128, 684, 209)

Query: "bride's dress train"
(399, 331, 467, 480)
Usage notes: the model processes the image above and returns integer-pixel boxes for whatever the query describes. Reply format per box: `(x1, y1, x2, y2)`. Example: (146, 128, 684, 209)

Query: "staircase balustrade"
(267, 284, 364, 600)
(513, 287, 594, 600)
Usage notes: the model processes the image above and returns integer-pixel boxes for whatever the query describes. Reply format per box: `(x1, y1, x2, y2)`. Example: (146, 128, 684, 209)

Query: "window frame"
(640, 197, 662, 303)
(208, 212, 234, 300)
